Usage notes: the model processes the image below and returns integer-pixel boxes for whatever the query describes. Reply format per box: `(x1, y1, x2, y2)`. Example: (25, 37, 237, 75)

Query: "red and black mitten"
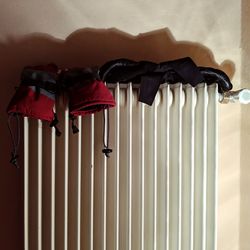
(60, 67, 116, 157)
(7, 64, 60, 167)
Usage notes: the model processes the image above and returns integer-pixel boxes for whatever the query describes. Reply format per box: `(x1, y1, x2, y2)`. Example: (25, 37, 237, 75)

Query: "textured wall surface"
(0, 0, 243, 249)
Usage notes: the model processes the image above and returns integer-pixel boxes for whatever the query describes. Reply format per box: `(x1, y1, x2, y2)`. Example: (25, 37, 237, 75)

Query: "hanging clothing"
(7, 64, 58, 121)
(60, 67, 116, 157)
(60, 67, 116, 117)
(7, 64, 60, 167)
(99, 57, 233, 105)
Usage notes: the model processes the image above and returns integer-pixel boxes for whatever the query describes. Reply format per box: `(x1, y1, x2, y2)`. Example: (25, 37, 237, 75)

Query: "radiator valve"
(220, 89, 250, 104)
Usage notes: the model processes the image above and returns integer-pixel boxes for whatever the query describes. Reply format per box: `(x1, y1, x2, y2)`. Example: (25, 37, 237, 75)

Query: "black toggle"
(72, 124, 79, 134)
(54, 125, 62, 136)
(50, 113, 61, 136)
(102, 148, 113, 158)
(70, 116, 79, 134)
(49, 113, 59, 127)
(10, 152, 19, 168)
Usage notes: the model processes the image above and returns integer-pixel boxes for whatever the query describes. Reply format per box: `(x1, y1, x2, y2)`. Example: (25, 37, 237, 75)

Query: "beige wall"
(241, 1, 250, 250)
(0, 0, 244, 249)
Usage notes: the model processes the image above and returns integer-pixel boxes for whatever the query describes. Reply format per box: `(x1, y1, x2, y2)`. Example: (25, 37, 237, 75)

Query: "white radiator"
(23, 83, 218, 250)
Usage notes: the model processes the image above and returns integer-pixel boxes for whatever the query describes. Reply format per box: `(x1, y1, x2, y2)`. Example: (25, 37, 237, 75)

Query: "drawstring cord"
(7, 114, 20, 168)
(49, 113, 62, 136)
(102, 108, 112, 157)
(69, 109, 112, 158)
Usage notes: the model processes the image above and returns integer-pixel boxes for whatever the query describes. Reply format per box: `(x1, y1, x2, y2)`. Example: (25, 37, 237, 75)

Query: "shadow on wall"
(0, 27, 235, 249)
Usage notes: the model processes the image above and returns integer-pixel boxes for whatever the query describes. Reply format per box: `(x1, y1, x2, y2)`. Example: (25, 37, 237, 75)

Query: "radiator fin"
(24, 83, 218, 250)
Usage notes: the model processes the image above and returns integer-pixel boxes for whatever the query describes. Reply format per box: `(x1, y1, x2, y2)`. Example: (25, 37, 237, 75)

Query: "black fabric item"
(99, 57, 203, 84)
(21, 68, 58, 94)
(100, 57, 205, 105)
(138, 74, 162, 105)
(138, 57, 205, 104)
(99, 57, 233, 105)
(198, 67, 233, 92)
(99, 58, 153, 81)
(99, 58, 157, 83)
(158, 57, 204, 85)
(59, 67, 99, 90)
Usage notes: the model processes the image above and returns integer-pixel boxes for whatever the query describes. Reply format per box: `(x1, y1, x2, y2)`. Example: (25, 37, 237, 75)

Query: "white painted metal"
(103, 109, 107, 250)
(103, 83, 108, 250)
(177, 85, 183, 250)
(165, 85, 171, 250)
(115, 83, 120, 250)
(23, 83, 218, 250)
(140, 102, 145, 250)
(77, 116, 82, 250)
(202, 85, 208, 250)
(51, 120, 56, 250)
(181, 86, 197, 250)
(194, 84, 209, 250)
(24, 117, 29, 250)
(90, 114, 94, 250)
(190, 87, 196, 250)
(38, 120, 43, 250)
(64, 106, 69, 250)
(169, 85, 184, 250)
(207, 85, 218, 250)
(153, 96, 158, 250)
(127, 83, 133, 250)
